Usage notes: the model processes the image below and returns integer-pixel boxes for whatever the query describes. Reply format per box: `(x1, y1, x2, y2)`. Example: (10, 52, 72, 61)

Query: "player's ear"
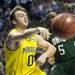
(12, 20, 17, 25)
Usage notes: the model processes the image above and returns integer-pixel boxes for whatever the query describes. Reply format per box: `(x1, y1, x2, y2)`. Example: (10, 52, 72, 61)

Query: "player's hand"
(47, 56, 55, 65)
(36, 54, 46, 65)
(37, 27, 50, 40)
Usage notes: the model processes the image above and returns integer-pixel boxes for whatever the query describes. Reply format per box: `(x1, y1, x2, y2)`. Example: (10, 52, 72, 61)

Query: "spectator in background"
(19, 0, 32, 8)
(30, 0, 59, 21)
(0, 40, 5, 75)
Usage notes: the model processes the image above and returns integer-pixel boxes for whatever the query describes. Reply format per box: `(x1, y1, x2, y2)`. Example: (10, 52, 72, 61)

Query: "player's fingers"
(46, 29, 50, 40)
(44, 28, 50, 40)
(36, 60, 43, 66)
(43, 29, 46, 38)
(41, 28, 47, 39)
(47, 57, 55, 65)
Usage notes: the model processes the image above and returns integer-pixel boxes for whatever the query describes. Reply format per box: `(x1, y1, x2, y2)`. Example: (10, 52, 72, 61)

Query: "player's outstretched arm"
(9, 28, 40, 41)
(8, 27, 49, 41)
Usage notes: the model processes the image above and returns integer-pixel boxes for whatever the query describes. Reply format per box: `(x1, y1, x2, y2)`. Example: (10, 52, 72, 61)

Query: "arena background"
(0, 0, 75, 75)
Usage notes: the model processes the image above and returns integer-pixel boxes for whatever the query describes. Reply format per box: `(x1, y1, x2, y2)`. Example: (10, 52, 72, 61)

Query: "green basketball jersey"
(48, 29, 75, 63)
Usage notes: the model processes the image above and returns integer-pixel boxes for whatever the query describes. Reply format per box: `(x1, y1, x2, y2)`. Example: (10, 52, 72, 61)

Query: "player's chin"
(23, 23, 28, 27)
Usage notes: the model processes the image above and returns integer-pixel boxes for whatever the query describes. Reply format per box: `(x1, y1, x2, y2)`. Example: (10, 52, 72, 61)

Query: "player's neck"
(15, 24, 27, 32)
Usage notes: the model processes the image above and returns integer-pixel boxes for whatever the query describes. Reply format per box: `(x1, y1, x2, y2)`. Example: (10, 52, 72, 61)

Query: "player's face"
(15, 10, 28, 27)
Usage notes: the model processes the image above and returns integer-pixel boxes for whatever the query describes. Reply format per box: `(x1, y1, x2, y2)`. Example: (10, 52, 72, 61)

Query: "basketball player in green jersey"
(48, 29, 75, 75)
(46, 12, 75, 75)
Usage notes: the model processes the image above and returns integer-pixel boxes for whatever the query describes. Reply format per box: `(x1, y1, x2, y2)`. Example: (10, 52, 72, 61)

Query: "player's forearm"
(43, 46, 56, 58)
(36, 47, 56, 65)
(22, 28, 40, 39)
(10, 28, 40, 40)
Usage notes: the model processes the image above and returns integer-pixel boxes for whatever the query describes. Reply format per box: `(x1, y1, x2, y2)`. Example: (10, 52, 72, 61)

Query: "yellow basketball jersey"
(5, 28, 46, 75)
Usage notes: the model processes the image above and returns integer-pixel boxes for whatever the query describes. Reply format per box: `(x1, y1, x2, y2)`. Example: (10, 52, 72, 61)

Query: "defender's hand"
(37, 27, 50, 40)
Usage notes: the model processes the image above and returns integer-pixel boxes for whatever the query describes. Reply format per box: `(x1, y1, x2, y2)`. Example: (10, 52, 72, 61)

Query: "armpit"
(6, 39, 19, 51)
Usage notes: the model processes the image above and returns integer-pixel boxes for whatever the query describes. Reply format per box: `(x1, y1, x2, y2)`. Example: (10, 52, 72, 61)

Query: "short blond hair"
(10, 5, 27, 22)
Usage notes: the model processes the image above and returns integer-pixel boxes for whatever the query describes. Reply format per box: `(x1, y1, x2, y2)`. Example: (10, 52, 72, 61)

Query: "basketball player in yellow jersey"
(4, 6, 56, 75)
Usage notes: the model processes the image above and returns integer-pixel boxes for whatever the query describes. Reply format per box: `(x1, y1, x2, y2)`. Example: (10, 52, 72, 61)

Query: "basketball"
(51, 13, 75, 39)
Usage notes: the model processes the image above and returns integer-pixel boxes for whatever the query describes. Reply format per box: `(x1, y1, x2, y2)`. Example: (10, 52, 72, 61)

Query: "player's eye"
(19, 15, 24, 17)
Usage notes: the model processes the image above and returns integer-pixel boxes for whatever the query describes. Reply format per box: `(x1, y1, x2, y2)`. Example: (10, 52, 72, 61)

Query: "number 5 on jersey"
(58, 44, 65, 55)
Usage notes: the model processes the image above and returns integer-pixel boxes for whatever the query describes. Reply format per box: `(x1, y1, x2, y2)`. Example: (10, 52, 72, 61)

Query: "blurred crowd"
(0, 0, 75, 75)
